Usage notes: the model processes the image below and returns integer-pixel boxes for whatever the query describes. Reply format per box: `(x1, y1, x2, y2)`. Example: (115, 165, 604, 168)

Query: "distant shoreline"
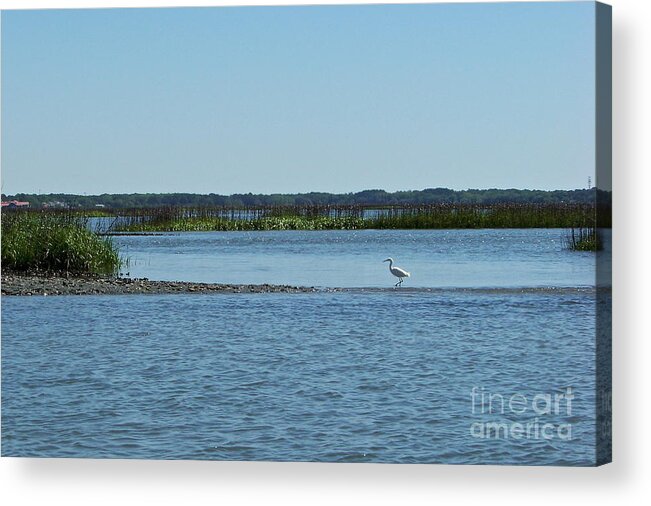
(2, 187, 611, 210)
(1, 273, 318, 296)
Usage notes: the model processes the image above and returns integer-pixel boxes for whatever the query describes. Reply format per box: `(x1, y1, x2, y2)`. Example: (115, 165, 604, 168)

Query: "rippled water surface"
(2, 229, 609, 464)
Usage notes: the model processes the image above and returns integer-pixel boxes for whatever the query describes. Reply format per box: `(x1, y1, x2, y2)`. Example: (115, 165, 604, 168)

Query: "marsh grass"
(111, 203, 603, 232)
(1, 211, 123, 275)
(563, 226, 603, 252)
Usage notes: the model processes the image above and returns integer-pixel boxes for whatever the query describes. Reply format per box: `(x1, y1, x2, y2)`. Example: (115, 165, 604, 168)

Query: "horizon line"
(2, 187, 604, 197)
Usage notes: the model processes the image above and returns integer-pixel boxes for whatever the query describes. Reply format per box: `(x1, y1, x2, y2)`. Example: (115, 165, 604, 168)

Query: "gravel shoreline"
(1, 273, 319, 296)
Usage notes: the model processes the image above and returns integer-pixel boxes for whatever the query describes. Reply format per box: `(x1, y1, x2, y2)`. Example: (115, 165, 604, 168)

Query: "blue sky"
(1, 2, 596, 195)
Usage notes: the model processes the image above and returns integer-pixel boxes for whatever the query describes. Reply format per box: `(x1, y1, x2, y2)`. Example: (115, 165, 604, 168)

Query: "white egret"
(383, 258, 410, 287)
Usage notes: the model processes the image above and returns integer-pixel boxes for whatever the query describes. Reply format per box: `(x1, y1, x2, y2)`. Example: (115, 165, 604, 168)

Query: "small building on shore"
(1, 200, 30, 209)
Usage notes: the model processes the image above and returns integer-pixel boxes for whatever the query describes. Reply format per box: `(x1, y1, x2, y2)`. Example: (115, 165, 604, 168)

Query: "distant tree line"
(2, 188, 611, 209)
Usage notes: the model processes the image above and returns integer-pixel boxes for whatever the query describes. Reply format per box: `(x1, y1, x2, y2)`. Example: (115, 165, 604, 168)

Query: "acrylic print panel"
(0, 2, 612, 466)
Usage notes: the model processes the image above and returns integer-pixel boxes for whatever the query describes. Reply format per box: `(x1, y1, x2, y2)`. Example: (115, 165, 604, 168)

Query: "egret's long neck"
(387, 259, 393, 269)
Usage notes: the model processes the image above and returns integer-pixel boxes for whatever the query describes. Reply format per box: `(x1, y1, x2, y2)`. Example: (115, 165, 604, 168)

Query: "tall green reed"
(1, 211, 123, 275)
(109, 203, 604, 232)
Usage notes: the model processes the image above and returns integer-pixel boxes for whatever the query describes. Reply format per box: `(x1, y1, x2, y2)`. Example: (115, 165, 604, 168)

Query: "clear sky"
(1, 2, 596, 195)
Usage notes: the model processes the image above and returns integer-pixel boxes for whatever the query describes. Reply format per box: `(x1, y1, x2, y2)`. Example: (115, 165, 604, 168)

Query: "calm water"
(113, 229, 609, 288)
(2, 229, 610, 464)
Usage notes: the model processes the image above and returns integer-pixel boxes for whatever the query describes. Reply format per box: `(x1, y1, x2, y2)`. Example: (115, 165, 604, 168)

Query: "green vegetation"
(564, 227, 603, 251)
(3, 187, 612, 209)
(0, 203, 604, 275)
(120, 215, 367, 232)
(1, 211, 123, 275)
(113, 203, 605, 232)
